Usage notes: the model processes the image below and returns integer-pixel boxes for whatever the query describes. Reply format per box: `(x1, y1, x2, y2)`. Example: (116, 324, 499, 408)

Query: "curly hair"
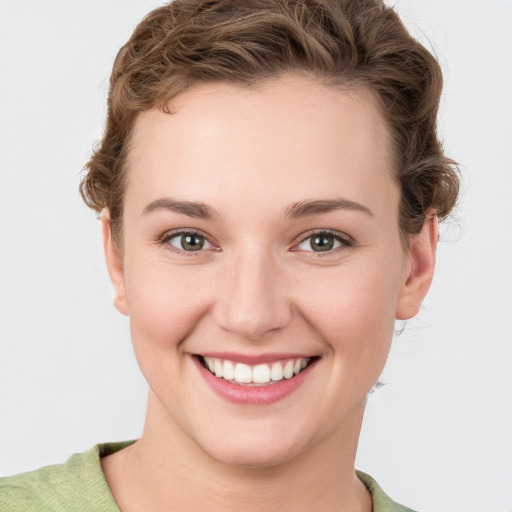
(80, 0, 459, 246)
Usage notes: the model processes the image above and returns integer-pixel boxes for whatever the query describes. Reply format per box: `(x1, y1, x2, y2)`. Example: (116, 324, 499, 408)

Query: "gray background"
(1, 1, 511, 510)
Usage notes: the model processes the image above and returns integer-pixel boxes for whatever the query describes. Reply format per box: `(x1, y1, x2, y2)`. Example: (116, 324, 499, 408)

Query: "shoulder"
(0, 441, 134, 512)
(357, 470, 418, 512)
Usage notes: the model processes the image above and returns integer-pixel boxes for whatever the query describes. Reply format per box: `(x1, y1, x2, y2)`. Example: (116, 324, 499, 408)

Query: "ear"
(395, 212, 439, 320)
(101, 209, 129, 316)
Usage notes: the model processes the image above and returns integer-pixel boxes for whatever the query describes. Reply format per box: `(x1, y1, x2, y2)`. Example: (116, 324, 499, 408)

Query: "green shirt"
(0, 441, 416, 511)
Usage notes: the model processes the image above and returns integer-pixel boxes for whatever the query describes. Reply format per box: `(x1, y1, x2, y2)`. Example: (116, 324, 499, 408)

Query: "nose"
(213, 247, 292, 340)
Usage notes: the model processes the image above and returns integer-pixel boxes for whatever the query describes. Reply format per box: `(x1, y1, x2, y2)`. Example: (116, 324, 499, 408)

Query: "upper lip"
(196, 352, 317, 365)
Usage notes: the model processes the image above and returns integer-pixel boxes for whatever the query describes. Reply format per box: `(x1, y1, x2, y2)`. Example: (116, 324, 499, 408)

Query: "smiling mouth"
(197, 355, 317, 387)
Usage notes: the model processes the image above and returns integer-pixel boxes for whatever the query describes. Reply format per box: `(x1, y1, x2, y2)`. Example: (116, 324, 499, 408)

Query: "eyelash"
(293, 229, 355, 255)
(158, 229, 218, 255)
(157, 228, 355, 255)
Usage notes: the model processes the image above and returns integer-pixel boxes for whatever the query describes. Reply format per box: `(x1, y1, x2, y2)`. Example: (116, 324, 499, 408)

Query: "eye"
(295, 231, 352, 253)
(167, 232, 213, 252)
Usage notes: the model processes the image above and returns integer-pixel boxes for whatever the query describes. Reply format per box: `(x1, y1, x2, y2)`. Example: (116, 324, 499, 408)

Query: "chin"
(208, 441, 302, 469)
(193, 422, 309, 469)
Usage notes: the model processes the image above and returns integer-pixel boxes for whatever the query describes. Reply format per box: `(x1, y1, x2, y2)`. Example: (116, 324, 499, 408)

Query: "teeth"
(223, 360, 235, 380)
(205, 357, 215, 373)
(271, 362, 283, 381)
(234, 363, 252, 383)
(214, 359, 223, 378)
(253, 364, 271, 384)
(283, 360, 294, 379)
(202, 356, 311, 385)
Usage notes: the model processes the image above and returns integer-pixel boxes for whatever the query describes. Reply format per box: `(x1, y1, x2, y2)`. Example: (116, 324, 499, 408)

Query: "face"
(104, 75, 437, 468)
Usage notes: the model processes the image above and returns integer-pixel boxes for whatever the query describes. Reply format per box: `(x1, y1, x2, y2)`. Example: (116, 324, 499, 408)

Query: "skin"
(100, 74, 438, 511)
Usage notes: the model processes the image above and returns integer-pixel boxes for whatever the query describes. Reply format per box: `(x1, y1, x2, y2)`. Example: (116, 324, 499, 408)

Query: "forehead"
(124, 75, 397, 217)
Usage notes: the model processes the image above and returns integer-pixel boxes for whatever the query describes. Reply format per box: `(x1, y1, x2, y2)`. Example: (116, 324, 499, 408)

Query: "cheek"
(124, 258, 214, 358)
(293, 261, 401, 365)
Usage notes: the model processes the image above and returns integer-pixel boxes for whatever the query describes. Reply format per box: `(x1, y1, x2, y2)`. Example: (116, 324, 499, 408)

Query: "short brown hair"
(80, 0, 459, 244)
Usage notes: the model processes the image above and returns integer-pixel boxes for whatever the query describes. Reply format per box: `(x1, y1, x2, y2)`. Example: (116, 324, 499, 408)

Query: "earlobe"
(101, 209, 129, 316)
(396, 212, 439, 320)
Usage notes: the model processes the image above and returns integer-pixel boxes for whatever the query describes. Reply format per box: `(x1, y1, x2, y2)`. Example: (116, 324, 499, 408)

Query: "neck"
(102, 391, 371, 512)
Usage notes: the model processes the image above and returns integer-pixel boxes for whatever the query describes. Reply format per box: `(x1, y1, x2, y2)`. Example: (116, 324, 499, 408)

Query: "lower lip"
(194, 357, 317, 405)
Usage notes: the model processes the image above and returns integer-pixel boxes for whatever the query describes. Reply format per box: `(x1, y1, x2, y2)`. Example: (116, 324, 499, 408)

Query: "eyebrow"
(142, 197, 218, 219)
(285, 198, 373, 218)
(142, 196, 373, 220)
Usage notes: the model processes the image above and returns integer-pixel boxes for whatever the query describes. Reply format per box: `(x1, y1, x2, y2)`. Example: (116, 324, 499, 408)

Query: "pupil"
(182, 234, 204, 251)
(311, 235, 333, 252)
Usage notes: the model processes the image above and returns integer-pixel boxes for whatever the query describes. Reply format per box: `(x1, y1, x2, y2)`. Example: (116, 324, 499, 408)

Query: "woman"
(0, 0, 459, 510)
